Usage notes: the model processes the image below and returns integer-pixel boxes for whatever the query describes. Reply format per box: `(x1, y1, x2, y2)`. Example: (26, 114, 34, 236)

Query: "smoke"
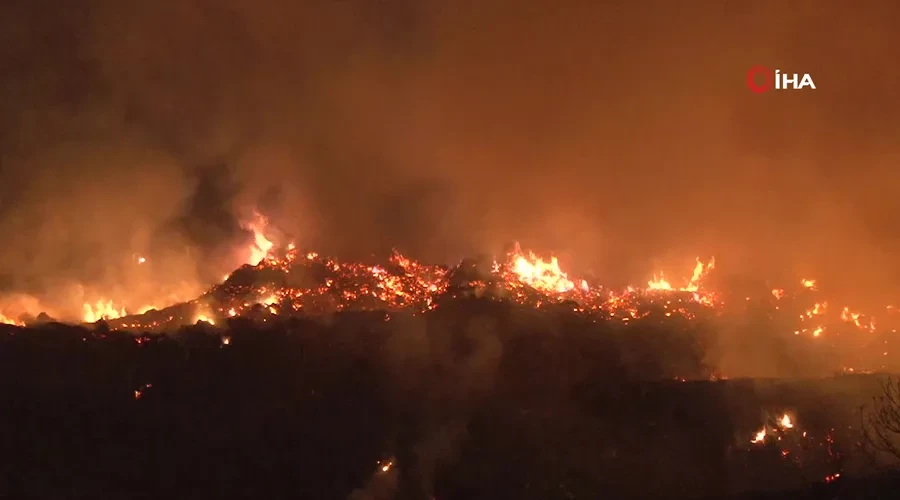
(2, 1, 900, 315)
(376, 312, 503, 497)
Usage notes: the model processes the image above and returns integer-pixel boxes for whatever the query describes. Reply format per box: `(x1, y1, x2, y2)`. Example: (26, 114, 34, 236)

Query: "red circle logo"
(747, 65, 774, 93)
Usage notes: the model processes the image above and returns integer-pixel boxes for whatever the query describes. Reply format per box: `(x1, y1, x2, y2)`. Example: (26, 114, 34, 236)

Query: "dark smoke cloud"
(2, 0, 900, 315)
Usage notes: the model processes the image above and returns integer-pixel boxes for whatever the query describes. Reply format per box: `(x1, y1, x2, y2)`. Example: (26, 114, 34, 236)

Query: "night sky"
(1, 0, 899, 315)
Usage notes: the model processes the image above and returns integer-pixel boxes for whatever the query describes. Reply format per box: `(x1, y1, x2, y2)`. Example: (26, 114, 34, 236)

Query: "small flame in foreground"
(780, 414, 793, 429)
(196, 315, 215, 325)
(751, 426, 767, 444)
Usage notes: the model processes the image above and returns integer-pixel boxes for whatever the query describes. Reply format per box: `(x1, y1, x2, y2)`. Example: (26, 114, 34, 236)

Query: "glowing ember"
(772, 288, 784, 300)
(133, 383, 152, 400)
(801, 279, 817, 290)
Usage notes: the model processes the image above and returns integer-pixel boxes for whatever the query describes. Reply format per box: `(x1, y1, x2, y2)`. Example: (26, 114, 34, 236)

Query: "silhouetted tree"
(861, 377, 900, 466)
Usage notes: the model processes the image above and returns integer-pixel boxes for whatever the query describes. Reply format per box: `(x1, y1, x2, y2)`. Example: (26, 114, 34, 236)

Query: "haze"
(1, 0, 899, 317)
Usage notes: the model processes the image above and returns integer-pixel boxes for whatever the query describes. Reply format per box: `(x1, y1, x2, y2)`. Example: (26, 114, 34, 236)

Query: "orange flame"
(0, 312, 22, 326)
(751, 426, 766, 444)
(242, 214, 274, 266)
(508, 247, 575, 294)
(83, 300, 127, 323)
(779, 414, 794, 429)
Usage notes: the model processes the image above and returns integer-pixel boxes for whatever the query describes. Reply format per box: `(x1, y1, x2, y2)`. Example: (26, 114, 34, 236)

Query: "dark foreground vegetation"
(1, 298, 899, 499)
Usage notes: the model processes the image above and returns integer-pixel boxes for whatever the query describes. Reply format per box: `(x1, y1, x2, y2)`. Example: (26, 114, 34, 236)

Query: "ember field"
(1, 303, 898, 499)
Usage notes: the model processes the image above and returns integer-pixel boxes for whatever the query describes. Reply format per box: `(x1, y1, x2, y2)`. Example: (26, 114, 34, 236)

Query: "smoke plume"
(2, 1, 900, 316)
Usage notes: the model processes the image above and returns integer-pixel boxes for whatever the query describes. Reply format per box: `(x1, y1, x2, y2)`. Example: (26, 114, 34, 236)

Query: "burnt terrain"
(2, 298, 900, 499)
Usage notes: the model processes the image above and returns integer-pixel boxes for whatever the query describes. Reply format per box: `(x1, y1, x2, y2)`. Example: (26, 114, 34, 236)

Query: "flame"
(683, 257, 715, 292)
(804, 302, 827, 317)
(83, 300, 127, 323)
(195, 315, 215, 325)
(779, 414, 794, 429)
(751, 426, 766, 444)
(39, 232, 897, 375)
(508, 247, 575, 294)
(242, 214, 274, 266)
(648, 258, 715, 293)
(0, 312, 22, 326)
(647, 273, 673, 291)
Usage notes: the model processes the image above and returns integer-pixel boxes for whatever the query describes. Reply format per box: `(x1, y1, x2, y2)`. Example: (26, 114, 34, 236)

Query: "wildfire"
(780, 414, 793, 429)
(751, 413, 796, 445)
(13, 218, 889, 375)
(83, 300, 127, 323)
(838, 306, 875, 331)
(647, 273, 673, 291)
(0, 312, 22, 326)
(648, 258, 715, 293)
(195, 314, 215, 325)
(751, 426, 767, 444)
(242, 214, 275, 266)
(683, 257, 715, 292)
(803, 302, 827, 318)
(508, 247, 576, 294)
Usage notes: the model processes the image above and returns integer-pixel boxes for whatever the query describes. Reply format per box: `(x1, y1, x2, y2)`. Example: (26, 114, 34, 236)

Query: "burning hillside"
(3, 225, 898, 378)
(0, 221, 895, 494)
